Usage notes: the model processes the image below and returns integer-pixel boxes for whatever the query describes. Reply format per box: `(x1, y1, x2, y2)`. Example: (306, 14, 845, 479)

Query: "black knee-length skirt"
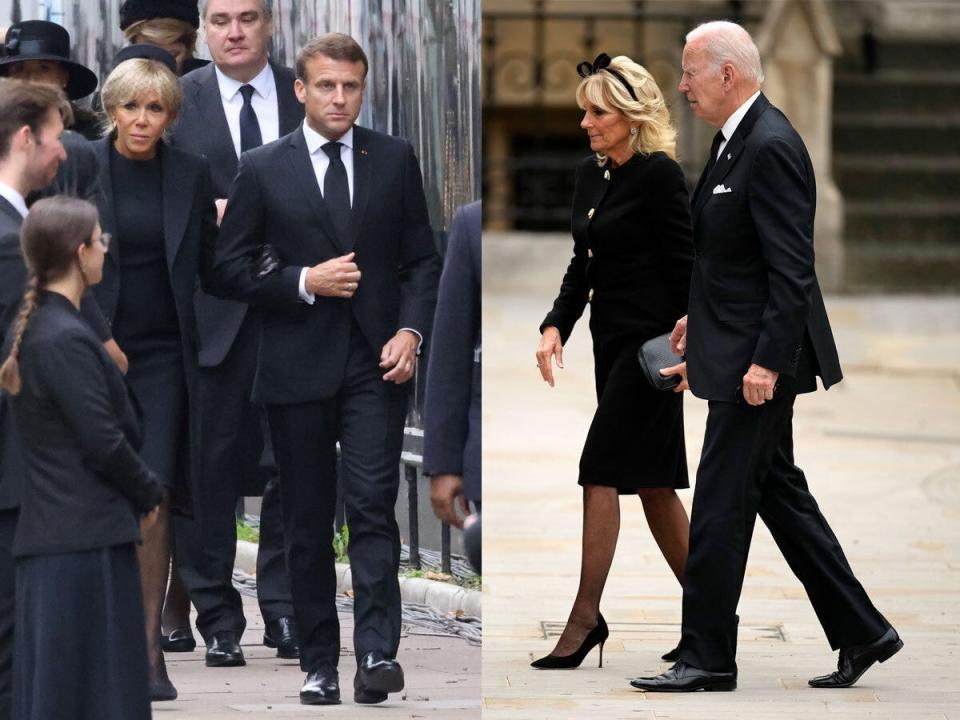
(578, 338, 689, 493)
(14, 543, 151, 720)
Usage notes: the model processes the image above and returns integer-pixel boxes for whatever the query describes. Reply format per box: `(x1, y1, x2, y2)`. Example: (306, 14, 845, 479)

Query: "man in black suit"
(214, 32, 440, 705)
(0, 78, 75, 720)
(630, 21, 900, 693)
(423, 201, 481, 572)
(167, 0, 302, 666)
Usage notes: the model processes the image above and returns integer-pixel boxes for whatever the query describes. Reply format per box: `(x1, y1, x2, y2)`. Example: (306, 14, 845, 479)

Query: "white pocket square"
(712, 184, 733, 195)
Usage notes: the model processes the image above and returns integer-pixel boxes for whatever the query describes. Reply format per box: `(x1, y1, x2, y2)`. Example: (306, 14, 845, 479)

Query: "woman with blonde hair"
(1, 196, 162, 720)
(120, 0, 208, 75)
(91, 53, 217, 699)
(532, 54, 694, 668)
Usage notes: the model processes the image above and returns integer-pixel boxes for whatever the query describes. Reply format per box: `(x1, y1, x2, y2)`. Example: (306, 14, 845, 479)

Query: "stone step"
(845, 200, 960, 245)
(834, 74, 960, 113)
(845, 241, 960, 291)
(833, 113, 960, 156)
(867, 38, 960, 72)
(834, 156, 960, 200)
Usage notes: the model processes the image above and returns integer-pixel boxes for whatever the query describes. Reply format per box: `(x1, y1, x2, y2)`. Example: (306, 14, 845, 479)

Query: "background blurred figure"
(120, 0, 209, 76)
(1, 197, 162, 720)
(93, 55, 216, 700)
(532, 53, 694, 670)
(424, 200, 482, 573)
(0, 20, 100, 139)
(166, 0, 302, 668)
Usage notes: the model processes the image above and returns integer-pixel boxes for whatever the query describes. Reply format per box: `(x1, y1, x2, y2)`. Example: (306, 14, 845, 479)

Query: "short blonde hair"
(123, 17, 198, 58)
(576, 55, 677, 164)
(100, 58, 182, 135)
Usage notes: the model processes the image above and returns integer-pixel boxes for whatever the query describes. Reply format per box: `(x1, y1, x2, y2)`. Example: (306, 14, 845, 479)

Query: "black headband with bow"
(576, 53, 639, 102)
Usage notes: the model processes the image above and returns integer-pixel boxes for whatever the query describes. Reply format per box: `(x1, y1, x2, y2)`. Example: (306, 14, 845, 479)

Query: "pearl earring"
(630, 127, 638, 136)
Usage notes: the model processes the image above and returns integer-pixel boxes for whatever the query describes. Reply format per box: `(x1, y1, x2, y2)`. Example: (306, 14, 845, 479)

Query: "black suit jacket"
(542, 152, 694, 349)
(685, 93, 842, 401)
(6, 291, 162, 557)
(170, 61, 304, 367)
(0, 197, 109, 510)
(214, 124, 441, 405)
(423, 201, 481, 502)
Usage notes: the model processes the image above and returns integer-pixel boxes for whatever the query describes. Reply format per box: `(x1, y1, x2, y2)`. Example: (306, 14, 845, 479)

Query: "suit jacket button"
(587, 208, 595, 219)
(588, 248, 594, 258)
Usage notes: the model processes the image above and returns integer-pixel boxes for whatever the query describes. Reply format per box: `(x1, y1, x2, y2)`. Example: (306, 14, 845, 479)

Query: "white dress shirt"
(717, 89, 761, 159)
(0, 181, 28, 218)
(215, 62, 281, 159)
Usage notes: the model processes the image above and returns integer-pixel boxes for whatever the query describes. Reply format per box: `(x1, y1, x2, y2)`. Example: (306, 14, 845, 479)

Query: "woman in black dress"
(93, 55, 216, 700)
(533, 54, 694, 668)
(0, 196, 162, 720)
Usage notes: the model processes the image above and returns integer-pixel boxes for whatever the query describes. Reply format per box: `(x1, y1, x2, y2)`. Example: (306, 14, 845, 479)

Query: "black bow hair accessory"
(576, 53, 638, 103)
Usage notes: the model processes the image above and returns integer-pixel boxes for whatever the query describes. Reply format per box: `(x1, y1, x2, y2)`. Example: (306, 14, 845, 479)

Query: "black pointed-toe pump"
(530, 612, 609, 669)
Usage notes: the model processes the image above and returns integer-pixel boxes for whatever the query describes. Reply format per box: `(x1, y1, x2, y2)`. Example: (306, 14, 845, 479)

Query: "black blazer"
(0, 198, 109, 510)
(6, 291, 162, 557)
(214, 124, 441, 405)
(542, 151, 694, 349)
(423, 201, 481, 502)
(170, 61, 304, 367)
(685, 93, 842, 401)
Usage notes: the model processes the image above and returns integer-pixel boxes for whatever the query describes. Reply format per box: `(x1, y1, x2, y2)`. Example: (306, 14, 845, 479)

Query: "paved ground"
(482, 233, 960, 720)
(158, 595, 480, 718)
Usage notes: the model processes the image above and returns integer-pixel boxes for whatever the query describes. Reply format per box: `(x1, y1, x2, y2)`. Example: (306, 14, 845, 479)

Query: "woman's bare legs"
(637, 488, 689, 583)
(549, 485, 620, 656)
(138, 495, 175, 692)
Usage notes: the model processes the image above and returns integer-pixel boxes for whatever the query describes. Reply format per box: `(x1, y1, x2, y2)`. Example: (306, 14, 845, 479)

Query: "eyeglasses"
(98, 233, 111, 251)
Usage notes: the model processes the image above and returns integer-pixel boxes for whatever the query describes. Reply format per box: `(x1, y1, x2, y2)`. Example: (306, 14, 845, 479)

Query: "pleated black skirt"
(14, 543, 151, 720)
(579, 338, 689, 493)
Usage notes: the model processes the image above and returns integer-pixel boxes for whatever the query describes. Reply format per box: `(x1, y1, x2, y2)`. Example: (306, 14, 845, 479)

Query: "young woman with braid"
(0, 196, 163, 720)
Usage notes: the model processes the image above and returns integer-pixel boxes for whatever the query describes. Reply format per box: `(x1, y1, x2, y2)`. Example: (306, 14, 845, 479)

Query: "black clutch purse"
(637, 332, 683, 391)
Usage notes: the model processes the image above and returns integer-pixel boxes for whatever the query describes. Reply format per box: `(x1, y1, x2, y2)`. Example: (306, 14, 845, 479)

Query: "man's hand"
(102, 338, 128, 375)
(536, 326, 564, 387)
(670, 315, 688, 356)
(430, 473, 468, 529)
(305, 252, 361, 298)
(741, 363, 779, 406)
(380, 329, 418, 383)
(215, 198, 228, 226)
(660, 361, 688, 392)
(141, 505, 160, 533)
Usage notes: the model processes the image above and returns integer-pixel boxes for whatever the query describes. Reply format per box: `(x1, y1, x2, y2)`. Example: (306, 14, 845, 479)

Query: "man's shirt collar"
(720, 89, 761, 143)
(302, 123, 355, 155)
(215, 61, 275, 103)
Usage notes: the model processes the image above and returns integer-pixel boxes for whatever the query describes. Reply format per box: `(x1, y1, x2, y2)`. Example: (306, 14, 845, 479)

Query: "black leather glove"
(252, 244, 282, 280)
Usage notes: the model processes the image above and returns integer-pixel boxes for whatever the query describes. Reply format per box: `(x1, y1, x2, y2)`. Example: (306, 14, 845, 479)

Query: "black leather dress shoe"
(629, 661, 737, 692)
(809, 627, 903, 688)
(263, 616, 300, 659)
(149, 677, 178, 702)
(354, 651, 404, 704)
(205, 630, 246, 667)
(299, 666, 341, 705)
(161, 628, 196, 653)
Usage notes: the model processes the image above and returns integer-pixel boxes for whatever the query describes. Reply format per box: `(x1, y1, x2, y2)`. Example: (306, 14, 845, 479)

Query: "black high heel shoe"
(531, 612, 609, 669)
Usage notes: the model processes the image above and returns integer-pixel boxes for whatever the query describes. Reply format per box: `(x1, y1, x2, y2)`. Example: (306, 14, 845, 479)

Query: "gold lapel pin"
(587, 208, 595, 219)
(727, 153, 732, 160)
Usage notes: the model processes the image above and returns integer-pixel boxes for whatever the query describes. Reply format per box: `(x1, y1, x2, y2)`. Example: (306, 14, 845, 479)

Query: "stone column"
(756, 0, 845, 291)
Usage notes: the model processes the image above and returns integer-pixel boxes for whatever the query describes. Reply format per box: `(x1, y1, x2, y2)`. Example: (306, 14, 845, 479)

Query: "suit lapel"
(691, 93, 771, 224)
(272, 63, 304, 135)
(348, 126, 372, 251)
(159, 143, 191, 273)
(0, 196, 21, 226)
(192, 65, 238, 166)
(285, 127, 346, 254)
(93, 139, 120, 269)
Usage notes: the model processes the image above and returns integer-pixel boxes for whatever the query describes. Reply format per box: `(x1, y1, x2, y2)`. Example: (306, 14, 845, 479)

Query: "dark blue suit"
(214, 122, 441, 671)
(423, 201, 481, 502)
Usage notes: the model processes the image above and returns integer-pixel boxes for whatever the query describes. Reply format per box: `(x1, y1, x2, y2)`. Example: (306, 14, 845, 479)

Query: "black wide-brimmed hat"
(119, 0, 201, 30)
(0, 21, 99, 99)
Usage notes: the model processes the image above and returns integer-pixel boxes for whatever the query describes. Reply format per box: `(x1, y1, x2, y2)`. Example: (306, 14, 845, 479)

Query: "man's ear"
(721, 62, 736, 88)
(294, 77, 306, 105)
(12, 124, 33, 151)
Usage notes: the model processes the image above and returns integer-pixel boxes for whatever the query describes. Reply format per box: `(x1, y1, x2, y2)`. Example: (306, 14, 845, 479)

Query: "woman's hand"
(536, 326, 564, 387)
(141, 505, 160, 533)
(660, 361, 688, 392)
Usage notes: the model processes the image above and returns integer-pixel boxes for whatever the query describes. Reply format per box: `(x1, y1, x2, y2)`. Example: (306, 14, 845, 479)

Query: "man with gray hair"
(630, 21, 901, 692)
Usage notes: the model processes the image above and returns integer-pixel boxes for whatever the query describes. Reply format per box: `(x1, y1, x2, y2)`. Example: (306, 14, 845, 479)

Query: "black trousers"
(678, 391, 889, 673)
(0, 509, 15, 720)
(174, 315, 293, 640)
(268, 326, 407, 672)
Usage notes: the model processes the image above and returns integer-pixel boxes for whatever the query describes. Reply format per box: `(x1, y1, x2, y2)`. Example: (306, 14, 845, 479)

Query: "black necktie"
(239, 84, 262, 153)
(322, 141, 352, 243)
(706, 130, 725, 173)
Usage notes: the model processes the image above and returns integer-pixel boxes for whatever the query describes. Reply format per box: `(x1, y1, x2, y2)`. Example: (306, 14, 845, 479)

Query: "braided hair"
(0, 196, 100, 395)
